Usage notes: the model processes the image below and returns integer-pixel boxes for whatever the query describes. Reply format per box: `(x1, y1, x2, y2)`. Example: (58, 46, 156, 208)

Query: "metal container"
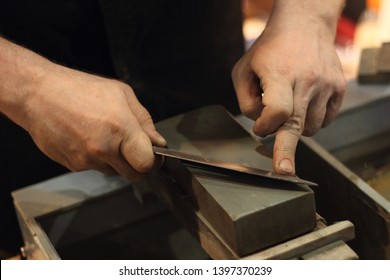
(296, 94, 390, 259)
(12, 171, 208, 259)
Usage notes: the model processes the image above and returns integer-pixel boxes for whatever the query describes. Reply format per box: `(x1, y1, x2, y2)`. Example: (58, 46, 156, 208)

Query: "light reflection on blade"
(153, 146, 317, 187)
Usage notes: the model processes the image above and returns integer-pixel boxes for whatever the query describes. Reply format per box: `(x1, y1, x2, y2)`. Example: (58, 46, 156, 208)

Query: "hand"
(22, 65, 166, 181)
(232, 0, 346, 175)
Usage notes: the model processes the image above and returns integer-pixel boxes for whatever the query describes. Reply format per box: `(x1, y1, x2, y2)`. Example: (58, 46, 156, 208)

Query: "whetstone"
(154, 105, 316, 256)
(358, 45, 390, 84)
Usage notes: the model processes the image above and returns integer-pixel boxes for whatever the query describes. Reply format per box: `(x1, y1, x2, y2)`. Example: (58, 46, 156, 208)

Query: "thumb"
(139, 116, 167, 147)
(120, 122, 156, 173)
(125, 89, 167, 147)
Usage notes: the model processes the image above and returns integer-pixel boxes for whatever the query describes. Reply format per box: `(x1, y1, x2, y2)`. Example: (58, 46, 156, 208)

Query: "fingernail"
(154, 131, 167, 146)
(278, 159, 293, 174)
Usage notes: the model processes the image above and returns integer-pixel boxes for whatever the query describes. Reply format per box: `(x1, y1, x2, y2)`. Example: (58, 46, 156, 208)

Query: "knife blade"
(153, 146, 317, 186)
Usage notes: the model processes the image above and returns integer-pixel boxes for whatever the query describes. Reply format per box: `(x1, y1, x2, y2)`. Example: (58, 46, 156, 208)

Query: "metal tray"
(296, 95, 390, 259)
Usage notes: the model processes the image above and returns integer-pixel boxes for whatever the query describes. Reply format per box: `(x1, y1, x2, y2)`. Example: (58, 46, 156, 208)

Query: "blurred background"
(241, 0, 390, 80)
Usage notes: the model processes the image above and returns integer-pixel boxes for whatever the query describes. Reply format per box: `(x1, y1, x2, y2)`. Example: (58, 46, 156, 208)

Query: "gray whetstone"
(377, 42, 390, 73)
(358, 47, 390, 84)
(155, 105, 316, 256)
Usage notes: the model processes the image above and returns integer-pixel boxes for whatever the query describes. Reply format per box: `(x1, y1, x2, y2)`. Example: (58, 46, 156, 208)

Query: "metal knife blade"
(153, 146, 317, 186)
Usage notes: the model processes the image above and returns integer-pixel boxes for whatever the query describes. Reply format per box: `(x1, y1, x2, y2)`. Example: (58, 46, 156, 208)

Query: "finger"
(65, 155, 119, 176)
(92, 164, 118, 176)
(302, 93, 327, 136)
(273, 126, 299, 175)
(120, 132, 155, 173)
(272, 84, 309, 175)
(119, 109, 157, 173)
(106, 154, 145, 182)
(323, 71, 346, 127)
(108, 149, 165, 182)
(40, 138, 125, 177)
(232, 63, 264, 120)
(252, 78, 294, 137)
(125, 89, 167, 147)
(322, 90, 344, 128)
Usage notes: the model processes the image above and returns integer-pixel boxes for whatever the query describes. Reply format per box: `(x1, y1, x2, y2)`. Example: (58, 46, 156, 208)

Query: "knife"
(153, 146, 317, 186)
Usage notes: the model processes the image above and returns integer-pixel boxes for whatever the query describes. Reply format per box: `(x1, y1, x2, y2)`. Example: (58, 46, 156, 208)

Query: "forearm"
(0, 37, 164, 180)
(0, 37, 51, 128)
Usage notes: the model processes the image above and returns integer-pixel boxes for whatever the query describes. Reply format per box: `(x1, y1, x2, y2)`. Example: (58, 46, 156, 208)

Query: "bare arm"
(0, 37, 166, 181)
(232, 0, 346, 174)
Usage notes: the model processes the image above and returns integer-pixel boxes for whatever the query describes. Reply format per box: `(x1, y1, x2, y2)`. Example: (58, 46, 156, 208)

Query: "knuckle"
(302, 71, 320, 88)
(274, 105, 292, 120)
(108, 117, 125, 136)
(335, 79, 346, 96)
(63, 144, 93, 171)
(284, 113, 305, 134)
(252, 126, 268, 137)
(122, 84, 135, 95)
(303, 118, 322, 136)
(72, 154, 91, 171)
(85, 139, 111, 160)
(232, 58, 246, 79)
(134, 159, 154, 173)
(111, 80, 135, 96)
(125, 135, 155, 173)
(277, 143, 296, 155)
(137, 107, 154, 125)
(323, 76, 346, 96)
(322, 78, 333, 92)
(327, 94, 344, 116)
(252, 122, 268, 137)
(87, 143, 106, 158)
(239, 103, 257, 119)
(275, 63, 291, 77)
(269, 103, 292, 123)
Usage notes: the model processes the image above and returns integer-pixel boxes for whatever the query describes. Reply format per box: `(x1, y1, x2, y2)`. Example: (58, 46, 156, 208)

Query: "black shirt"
(0, 0, 115, 76)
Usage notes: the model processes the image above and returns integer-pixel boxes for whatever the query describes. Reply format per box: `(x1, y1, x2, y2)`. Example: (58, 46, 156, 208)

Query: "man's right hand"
(0, 37, 166, 182)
